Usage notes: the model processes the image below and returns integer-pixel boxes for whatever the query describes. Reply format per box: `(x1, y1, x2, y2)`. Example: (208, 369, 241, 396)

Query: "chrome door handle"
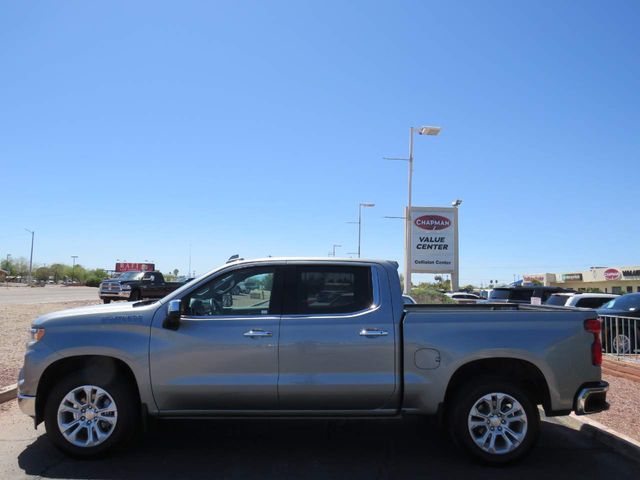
(359, 328, 388, 337)
(243, 329, 273, 338)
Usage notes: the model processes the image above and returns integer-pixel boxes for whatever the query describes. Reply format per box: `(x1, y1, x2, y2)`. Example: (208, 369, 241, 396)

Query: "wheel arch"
(35, 355, 141, 425)
(442, 357, 551, 415)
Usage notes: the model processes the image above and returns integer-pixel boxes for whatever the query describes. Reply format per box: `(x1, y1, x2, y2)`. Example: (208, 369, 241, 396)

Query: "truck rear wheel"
(448, 377, 539, 465)
(129, 290, 141, 301)
(44, 370, 139, 458)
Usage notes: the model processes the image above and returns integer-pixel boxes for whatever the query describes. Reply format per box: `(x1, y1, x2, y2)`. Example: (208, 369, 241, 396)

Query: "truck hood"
(33, 301, 158, 328)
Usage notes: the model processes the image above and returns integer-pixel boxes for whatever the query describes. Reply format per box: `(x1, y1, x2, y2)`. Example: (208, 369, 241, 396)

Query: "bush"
(85, 277, 101, 287)
(410, 283, 455, 304)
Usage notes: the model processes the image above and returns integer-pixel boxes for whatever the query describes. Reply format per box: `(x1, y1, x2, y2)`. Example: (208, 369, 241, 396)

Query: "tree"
(49, 264, 66, 283)
(35, 266, 51, 282)
(173, 269, 179, 277)
(0, 259, 16, 276)
(461, 284, 476, 293)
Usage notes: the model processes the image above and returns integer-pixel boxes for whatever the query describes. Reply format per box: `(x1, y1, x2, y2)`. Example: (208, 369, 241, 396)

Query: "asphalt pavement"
(0, 400, 637, 480)
(0, 286, 99, 305)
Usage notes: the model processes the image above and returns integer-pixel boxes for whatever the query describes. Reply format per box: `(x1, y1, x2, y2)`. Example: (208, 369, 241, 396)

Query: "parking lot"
(0, 285, 99, 305)
(0, 399, 637, 479)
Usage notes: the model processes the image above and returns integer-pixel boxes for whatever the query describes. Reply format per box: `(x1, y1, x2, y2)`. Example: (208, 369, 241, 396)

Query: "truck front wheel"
(43, 370, 139, 458)
(448, 377, 539, 465)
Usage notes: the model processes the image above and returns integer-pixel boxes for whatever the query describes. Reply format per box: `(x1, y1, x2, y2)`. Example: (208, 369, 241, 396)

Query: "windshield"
(488, 289, 510, 300)
(118, 271, 144, 281)
(600, 294, 640, 311)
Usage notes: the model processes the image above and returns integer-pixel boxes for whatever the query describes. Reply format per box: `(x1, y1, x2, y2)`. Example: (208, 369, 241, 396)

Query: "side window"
(576, 297, 611, 309)
(291, 266, 373, 314)
(183, 267, 277, 317)
(143, 273, 157, 283)
(510, 289, 534, 302)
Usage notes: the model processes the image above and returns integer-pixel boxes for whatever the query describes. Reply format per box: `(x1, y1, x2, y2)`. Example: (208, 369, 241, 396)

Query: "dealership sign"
(115, 262, 155, 273)
(603, 268, 621, 281)
(562, 273, 583, 281)
(623, 269, 640, 279)
(409, 207, 457, 274)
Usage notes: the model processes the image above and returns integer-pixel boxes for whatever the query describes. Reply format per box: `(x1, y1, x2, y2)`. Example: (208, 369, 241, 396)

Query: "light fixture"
(417, 126, 441, 136)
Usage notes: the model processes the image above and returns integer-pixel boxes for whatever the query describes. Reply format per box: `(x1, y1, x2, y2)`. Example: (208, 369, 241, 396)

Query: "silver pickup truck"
(18, 258, 608, 464)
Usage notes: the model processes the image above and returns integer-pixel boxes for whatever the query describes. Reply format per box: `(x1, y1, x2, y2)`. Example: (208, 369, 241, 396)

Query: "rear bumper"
(574, 381, 609, 415)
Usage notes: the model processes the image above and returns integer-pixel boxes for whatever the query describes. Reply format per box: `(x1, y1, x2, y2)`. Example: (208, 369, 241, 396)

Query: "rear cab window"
(286, 265, 373, 314)
(546, 294, 570, 306)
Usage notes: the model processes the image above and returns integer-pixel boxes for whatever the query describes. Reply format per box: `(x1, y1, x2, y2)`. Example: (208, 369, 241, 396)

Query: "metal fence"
(599, 315, 639, 361)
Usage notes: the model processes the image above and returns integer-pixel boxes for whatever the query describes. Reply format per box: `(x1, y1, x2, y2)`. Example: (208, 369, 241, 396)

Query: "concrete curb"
(0, 383, 17, 404)
(544, 411, 640, 464)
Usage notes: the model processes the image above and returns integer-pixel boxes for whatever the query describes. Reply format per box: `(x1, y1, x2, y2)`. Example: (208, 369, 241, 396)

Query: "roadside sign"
(115, 262, 155, 272)
(408, 206, 457, 274)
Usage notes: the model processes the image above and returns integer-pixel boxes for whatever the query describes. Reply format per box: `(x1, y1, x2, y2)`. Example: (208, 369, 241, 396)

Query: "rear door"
(277, 263, 397, 412)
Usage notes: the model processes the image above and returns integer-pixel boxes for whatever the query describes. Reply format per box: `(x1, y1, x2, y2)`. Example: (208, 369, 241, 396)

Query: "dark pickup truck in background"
(99, 271, 184, 303)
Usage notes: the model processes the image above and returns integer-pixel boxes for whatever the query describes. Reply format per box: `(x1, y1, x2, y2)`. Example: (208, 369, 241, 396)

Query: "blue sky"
(1, 1, 639, 285)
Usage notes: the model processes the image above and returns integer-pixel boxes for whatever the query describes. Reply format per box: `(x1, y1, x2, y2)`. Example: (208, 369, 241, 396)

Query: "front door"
(278, 264, 397, 412)
(150, 266, 283, 412)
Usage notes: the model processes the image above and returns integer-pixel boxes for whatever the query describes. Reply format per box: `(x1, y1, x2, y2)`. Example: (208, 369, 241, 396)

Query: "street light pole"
(71, 256, 78, 283)
(451, 199, 462, 292)
(24, 229, 34, 285)
(356, 203, 375, 258)
(330, 244, 342, 257)
(385, 126, 441, 294)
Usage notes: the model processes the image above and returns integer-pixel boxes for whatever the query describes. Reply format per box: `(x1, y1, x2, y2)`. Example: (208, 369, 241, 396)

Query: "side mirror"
(163, 299, 182, 330)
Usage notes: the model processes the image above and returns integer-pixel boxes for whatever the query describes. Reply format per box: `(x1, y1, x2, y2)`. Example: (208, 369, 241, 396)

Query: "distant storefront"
(522, 266, 640, 294)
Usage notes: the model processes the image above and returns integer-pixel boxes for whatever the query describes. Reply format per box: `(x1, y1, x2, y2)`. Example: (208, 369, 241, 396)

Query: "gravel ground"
(0, 300, 99, 387)
(589, 373, 640, 442)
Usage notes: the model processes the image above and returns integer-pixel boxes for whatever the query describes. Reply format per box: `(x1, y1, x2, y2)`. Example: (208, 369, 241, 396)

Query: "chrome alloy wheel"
(467, 392, 528, 455)
(612, 334, 632, 354)
(57, 385, 118, 448)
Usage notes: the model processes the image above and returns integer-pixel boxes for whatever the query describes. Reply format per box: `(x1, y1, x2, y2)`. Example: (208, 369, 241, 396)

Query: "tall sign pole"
(452, 206, 459, 291)
(404, 128, 414, 295)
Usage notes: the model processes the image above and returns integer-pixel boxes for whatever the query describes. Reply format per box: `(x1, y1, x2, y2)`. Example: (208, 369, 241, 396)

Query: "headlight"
(121, 284, 131, 290)
(29, 327, 45, 344)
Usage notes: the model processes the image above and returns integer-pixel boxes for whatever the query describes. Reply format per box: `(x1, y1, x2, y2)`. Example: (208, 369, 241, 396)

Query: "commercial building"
(522, 266, 640, 295)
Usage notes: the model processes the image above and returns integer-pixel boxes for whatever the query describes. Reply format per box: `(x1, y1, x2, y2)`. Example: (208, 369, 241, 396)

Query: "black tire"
(102, 299, 111, 304)
(129, 290, 141, 301)
(44, 368, 139, 458)
(448, 376, 539, 465)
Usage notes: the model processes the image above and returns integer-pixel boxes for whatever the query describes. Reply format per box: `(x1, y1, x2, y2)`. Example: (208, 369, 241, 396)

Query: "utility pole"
(24, 229, 34, 285)
(330, 244, 342, 257)
(4, 253, 10, 288)
(71, 256, 78, 283)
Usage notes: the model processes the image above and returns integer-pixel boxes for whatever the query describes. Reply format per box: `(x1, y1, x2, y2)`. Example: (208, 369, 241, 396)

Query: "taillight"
(584, 318, 602, 366)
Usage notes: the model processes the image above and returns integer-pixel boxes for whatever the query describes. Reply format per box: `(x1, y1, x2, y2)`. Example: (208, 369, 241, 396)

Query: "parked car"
(487, 286, 574, 304)
(445, 292, 482, 304)
(597, 293, 640, 354)
(402, 294, 416, 304)
(99, 271, 185, 303)
(19, 258, 607, 464)
(545, 293, 618, 309)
